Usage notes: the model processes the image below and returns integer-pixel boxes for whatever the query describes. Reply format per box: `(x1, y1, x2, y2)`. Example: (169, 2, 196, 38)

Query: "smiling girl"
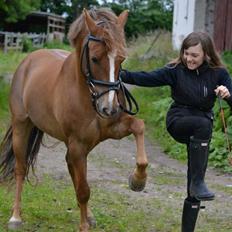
(121, 31, 232, 232)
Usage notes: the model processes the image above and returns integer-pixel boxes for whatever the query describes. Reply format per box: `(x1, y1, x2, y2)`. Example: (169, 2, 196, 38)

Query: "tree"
(70, 0, 99, 16)
(39, 0, 100, 32)
(40, 0, 69, 15)
(0, 0, 40, 29)
(40, 0, 99, 21)
(102, 0, 173, 37)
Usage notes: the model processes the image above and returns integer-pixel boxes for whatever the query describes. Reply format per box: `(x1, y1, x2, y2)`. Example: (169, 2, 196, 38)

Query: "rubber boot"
(181, 199, 200, 232)
(189, 137, 215, 201)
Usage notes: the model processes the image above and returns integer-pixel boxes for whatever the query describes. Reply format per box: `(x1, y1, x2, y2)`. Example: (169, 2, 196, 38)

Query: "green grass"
(0, 177, 78, 232)
(43, 41, 72, 51)
(0, 175, 231, 232)
(0, 176, 181, 232)
(0, 51, 27, 76)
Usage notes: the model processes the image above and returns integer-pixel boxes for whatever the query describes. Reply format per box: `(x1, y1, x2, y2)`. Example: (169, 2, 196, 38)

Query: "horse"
(0, 8, 148, 232)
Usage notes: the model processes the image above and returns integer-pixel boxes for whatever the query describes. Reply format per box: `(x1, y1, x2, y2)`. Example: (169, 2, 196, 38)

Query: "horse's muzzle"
(97, 100, 122, 118)
(102, 106, 120, 117)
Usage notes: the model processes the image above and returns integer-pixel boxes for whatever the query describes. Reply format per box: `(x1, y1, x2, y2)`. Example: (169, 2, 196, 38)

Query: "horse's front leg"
(66, 140, 93, 232)
(111, 116, 148, 191)
(128, 118, 148, 191)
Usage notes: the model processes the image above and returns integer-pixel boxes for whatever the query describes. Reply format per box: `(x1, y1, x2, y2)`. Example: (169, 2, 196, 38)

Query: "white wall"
(172, 0, 196, 50)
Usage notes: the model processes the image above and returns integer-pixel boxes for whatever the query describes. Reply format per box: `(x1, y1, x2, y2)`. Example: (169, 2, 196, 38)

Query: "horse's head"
(68, 8, 128, 118)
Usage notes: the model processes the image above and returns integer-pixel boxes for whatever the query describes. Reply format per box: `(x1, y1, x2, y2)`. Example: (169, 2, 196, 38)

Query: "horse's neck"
(57, 51, 93, 110)
(63, 51, 88, 88)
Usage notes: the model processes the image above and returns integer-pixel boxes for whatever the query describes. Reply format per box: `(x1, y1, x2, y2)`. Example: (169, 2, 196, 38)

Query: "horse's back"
(11, 48, 68, 101)
(13, 48, 70, 81)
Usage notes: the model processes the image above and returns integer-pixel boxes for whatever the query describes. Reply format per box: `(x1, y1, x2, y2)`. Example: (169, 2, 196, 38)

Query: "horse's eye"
(91, 57, 98, 63)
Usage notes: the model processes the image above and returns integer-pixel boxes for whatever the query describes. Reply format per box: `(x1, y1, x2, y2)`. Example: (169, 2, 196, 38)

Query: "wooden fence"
(0, 32, 47, 53)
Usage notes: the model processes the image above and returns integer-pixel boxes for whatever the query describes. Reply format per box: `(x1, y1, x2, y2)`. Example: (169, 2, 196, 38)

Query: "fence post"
(4, 33, 8, 53)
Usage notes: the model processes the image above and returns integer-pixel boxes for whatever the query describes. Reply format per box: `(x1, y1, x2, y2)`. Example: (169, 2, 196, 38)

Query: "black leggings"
(167, 116, 213, 202)
(167, 116, 213, 145)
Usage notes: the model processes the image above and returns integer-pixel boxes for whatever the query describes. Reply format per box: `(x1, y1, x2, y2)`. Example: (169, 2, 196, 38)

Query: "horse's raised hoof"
(128, 173, 146, 192)
(8, 220, 23, 230)
(87, 216, 96, 228)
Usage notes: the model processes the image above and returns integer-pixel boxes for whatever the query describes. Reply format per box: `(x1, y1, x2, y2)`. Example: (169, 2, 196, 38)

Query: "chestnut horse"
(0, 8, 148, 232)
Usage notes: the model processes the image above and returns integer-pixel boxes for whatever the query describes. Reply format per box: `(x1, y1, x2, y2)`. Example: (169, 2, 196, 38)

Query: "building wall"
(213, 0, 232, 51)
(172, 0, 196, 50)
(172, 0, 231, 51)
(194, 0, 216, 37)
(204, 0, 216, 38)
(194, 0, 207, 32)
(172, 0, 215, 50)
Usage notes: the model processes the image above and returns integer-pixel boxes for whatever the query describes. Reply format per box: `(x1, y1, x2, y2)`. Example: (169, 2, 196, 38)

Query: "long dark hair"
(171, 32, 224, 68)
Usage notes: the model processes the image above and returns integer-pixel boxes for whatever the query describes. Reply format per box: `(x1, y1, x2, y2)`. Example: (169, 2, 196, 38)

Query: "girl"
(121, 31, 232, 232)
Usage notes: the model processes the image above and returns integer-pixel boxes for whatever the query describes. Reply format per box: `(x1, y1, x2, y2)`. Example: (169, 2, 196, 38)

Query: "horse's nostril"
(103, 107, 109, 115)
(111, 109, 117, 115)
(102, 107, 118, 116)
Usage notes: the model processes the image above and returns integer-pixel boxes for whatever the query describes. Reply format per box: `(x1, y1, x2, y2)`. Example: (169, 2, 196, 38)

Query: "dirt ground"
(36, 133, 232, 230)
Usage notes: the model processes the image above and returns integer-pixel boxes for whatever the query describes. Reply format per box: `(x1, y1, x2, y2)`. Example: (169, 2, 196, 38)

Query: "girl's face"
(183, 43, 205, 70)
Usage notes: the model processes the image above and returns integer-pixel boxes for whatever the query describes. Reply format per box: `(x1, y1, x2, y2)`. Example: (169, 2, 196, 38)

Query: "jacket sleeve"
(121, 66, 176, 88)
(218, 68, 232, 106)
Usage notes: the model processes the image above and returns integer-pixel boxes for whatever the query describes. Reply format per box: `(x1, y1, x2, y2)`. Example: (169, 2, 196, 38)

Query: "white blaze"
(108, 51, 116, 109)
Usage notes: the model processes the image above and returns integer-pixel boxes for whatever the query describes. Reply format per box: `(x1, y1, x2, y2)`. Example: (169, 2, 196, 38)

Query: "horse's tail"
(0, 126, 14, 182)
(0, 125, 44, 182)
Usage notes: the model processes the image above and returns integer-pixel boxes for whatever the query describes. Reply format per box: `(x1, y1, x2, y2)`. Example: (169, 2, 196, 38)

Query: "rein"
(217, 96, 232, 166)
(81, 34, 139, 117)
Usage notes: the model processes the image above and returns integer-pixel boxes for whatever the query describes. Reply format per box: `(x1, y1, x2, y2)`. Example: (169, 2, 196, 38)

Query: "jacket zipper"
(197, 69, 208, 98)
(203, 86, 208, 97)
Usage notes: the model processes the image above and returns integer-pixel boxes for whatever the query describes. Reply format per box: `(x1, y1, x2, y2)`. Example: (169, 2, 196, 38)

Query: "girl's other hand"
(214, 85, 231, 99)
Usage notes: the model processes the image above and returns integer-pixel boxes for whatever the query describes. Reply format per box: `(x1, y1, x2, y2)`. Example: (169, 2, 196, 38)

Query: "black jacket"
(121, 62, 232, 128)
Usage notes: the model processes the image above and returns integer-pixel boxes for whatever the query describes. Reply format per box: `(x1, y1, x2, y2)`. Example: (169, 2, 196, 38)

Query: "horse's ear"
(83, 8, 98, 35)
(117, 10, 129, 28)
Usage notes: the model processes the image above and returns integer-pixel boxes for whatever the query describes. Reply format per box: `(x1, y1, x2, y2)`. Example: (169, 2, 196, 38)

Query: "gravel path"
(36, 133, 232, 229)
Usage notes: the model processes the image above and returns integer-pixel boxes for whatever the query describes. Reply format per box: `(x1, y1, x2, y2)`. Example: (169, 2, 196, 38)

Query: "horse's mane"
(68, 8, 127, 57)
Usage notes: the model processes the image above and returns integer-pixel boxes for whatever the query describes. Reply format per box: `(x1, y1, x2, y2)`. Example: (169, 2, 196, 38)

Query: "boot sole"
(190, 191, 215, 201)
(195, 195, 215, 201)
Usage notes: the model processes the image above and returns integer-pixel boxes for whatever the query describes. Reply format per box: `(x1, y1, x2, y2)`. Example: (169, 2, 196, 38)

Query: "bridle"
(81, 34, 139, 117)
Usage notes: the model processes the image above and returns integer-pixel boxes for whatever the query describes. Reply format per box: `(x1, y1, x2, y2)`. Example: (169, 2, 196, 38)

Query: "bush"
(222, 51, 232, 74)
(22, 37, 34, 52)
(43, 40, 72, 51)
